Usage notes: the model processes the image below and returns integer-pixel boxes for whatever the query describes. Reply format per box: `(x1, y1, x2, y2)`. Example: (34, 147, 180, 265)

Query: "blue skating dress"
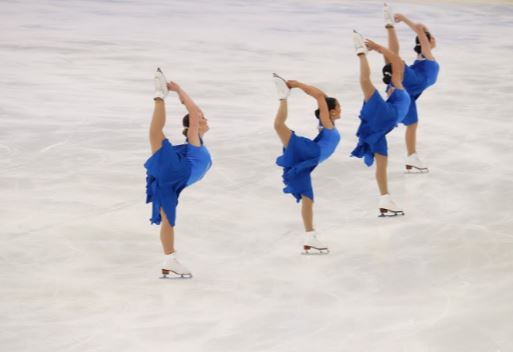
(144, 138, 212, 227)
(351, 88, 410, 167)
(276, 127, 340, 202)
(401, 58, 440, 125)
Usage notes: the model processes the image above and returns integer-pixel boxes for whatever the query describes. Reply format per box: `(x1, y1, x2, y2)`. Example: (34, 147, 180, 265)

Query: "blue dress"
(402, 58, 440, 125)
(351, 88, 410, 166)
(276, 127, 340, 202)
(144, 138, 212, 227)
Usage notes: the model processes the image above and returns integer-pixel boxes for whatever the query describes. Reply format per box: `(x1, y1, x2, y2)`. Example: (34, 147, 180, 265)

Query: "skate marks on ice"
(2, 0, 513, 351)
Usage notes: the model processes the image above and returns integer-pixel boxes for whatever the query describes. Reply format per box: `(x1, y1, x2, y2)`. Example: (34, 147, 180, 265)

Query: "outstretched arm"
(287, 80, 334, 129)
(366, 39, 405, 90)
(168, 82, 203, 147)
(395, 13, 436, 60)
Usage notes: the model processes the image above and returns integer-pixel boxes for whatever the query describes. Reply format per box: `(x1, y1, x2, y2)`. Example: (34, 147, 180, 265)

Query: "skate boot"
(273, 73, 290, 100)
(160, 252, 192, 279)
(154, 67, 169, 100)
(303, 231, 329, 255)
(384, 3, 395, 28)
(353, 30, 368, 55)
(405, 153, 429, 173)
(379, 194, 405, 217)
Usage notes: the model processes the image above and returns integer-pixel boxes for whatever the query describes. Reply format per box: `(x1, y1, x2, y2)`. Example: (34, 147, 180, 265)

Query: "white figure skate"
(303, 231, 329, 255)
(384, 3, 395, 28)
(154, 67, 169, 100)
(379, 194, 405, 217)
(405, 153, 429, 173)
(273, 73, 290, 100)
(160, 252, 192, 279)
(353, 30, 368, 55)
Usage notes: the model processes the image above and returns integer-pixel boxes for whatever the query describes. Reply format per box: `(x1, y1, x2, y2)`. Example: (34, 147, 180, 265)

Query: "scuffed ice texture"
(1, 0, 513, 351)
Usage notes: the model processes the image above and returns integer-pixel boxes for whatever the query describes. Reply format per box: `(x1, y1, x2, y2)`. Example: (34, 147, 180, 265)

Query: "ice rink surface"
(1, 0, 513, 351)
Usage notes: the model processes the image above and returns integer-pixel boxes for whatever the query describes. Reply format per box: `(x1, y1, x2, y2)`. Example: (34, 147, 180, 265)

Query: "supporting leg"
(160, 209, 175, 255)
(301, 195, 314, 232)
(405, 122, 418, 156)
(149, 98, 167, 153)
(358, 54, 376, 102)
(375, 153, 389, 196)
(273, 99, 292, 147)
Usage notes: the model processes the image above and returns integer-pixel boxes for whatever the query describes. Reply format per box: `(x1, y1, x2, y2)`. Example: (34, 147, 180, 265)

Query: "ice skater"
(145, 68, 212, 279)
(383, 3, 440, 173)
(273, 73, 341, 254)
(351, 31, 410, 216)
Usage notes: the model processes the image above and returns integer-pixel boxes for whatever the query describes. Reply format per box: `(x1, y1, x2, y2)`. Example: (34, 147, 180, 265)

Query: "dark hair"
(414, 31, 432, 54)
(314, 97, 338, 120)
(382, 63, 392, 84)
(182, 114, 189, 137)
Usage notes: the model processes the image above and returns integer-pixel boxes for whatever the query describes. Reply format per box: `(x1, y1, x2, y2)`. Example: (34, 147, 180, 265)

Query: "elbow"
(189, 111, 201, 123)
(314, 92, 325, 100)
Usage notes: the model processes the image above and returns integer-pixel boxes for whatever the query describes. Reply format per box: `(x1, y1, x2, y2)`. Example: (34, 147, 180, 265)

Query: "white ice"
(1, 0, 513, 351)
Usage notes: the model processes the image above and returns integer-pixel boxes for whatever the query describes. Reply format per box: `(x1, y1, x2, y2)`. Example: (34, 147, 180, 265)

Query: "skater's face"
(330, 101, 341, 120)
(199, 116, 209, 135)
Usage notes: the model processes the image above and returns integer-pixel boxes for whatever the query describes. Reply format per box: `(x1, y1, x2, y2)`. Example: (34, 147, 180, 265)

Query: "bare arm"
(287, 80, 333, 129)
(168, 82, 203, 147)
(415, 23, 435, 60)
(395, 14, 436, 60)
(366, 39, 405, 90)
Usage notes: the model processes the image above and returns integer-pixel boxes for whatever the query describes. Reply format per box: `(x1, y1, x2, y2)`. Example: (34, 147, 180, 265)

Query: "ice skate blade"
(302, 246, 330, 255)
(405, 165, 429, 174)
(379, 209, 405, 217)
(272, 72, 287, 82)
(160, 269, 193, 280)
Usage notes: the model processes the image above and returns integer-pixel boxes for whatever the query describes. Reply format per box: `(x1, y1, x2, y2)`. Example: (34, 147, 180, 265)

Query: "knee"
(274, 121, 285, 132)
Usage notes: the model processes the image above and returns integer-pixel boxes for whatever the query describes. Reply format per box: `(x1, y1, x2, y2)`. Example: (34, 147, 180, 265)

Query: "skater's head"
(382, 64, 392, 85)
(414, 31, 436, 54)
(182, 113, 210, 138)
(315, 97, 341, 125)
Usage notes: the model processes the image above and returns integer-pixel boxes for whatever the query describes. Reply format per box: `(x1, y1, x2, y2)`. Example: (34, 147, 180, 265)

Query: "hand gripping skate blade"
(160, 269, 193, 280)
(302, 245, 330, 255)
(379, 208, 405, 218)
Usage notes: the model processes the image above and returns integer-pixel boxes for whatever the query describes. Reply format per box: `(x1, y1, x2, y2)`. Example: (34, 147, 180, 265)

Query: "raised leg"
(358, 54, 376, 102)
(274, 99, 292, 147)
(375, 153, 389, 195)
(149, 98, 167, 153)
(386, 27, 400, 59)
(160, 208, 175, 255)
(405, 122, 418, 156)
(301, 195, 314, 232)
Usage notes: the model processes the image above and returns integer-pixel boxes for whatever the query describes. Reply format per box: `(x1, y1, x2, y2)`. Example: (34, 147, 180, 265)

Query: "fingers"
(364, 39, 378, 51)
(167, 81, 180, 92)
